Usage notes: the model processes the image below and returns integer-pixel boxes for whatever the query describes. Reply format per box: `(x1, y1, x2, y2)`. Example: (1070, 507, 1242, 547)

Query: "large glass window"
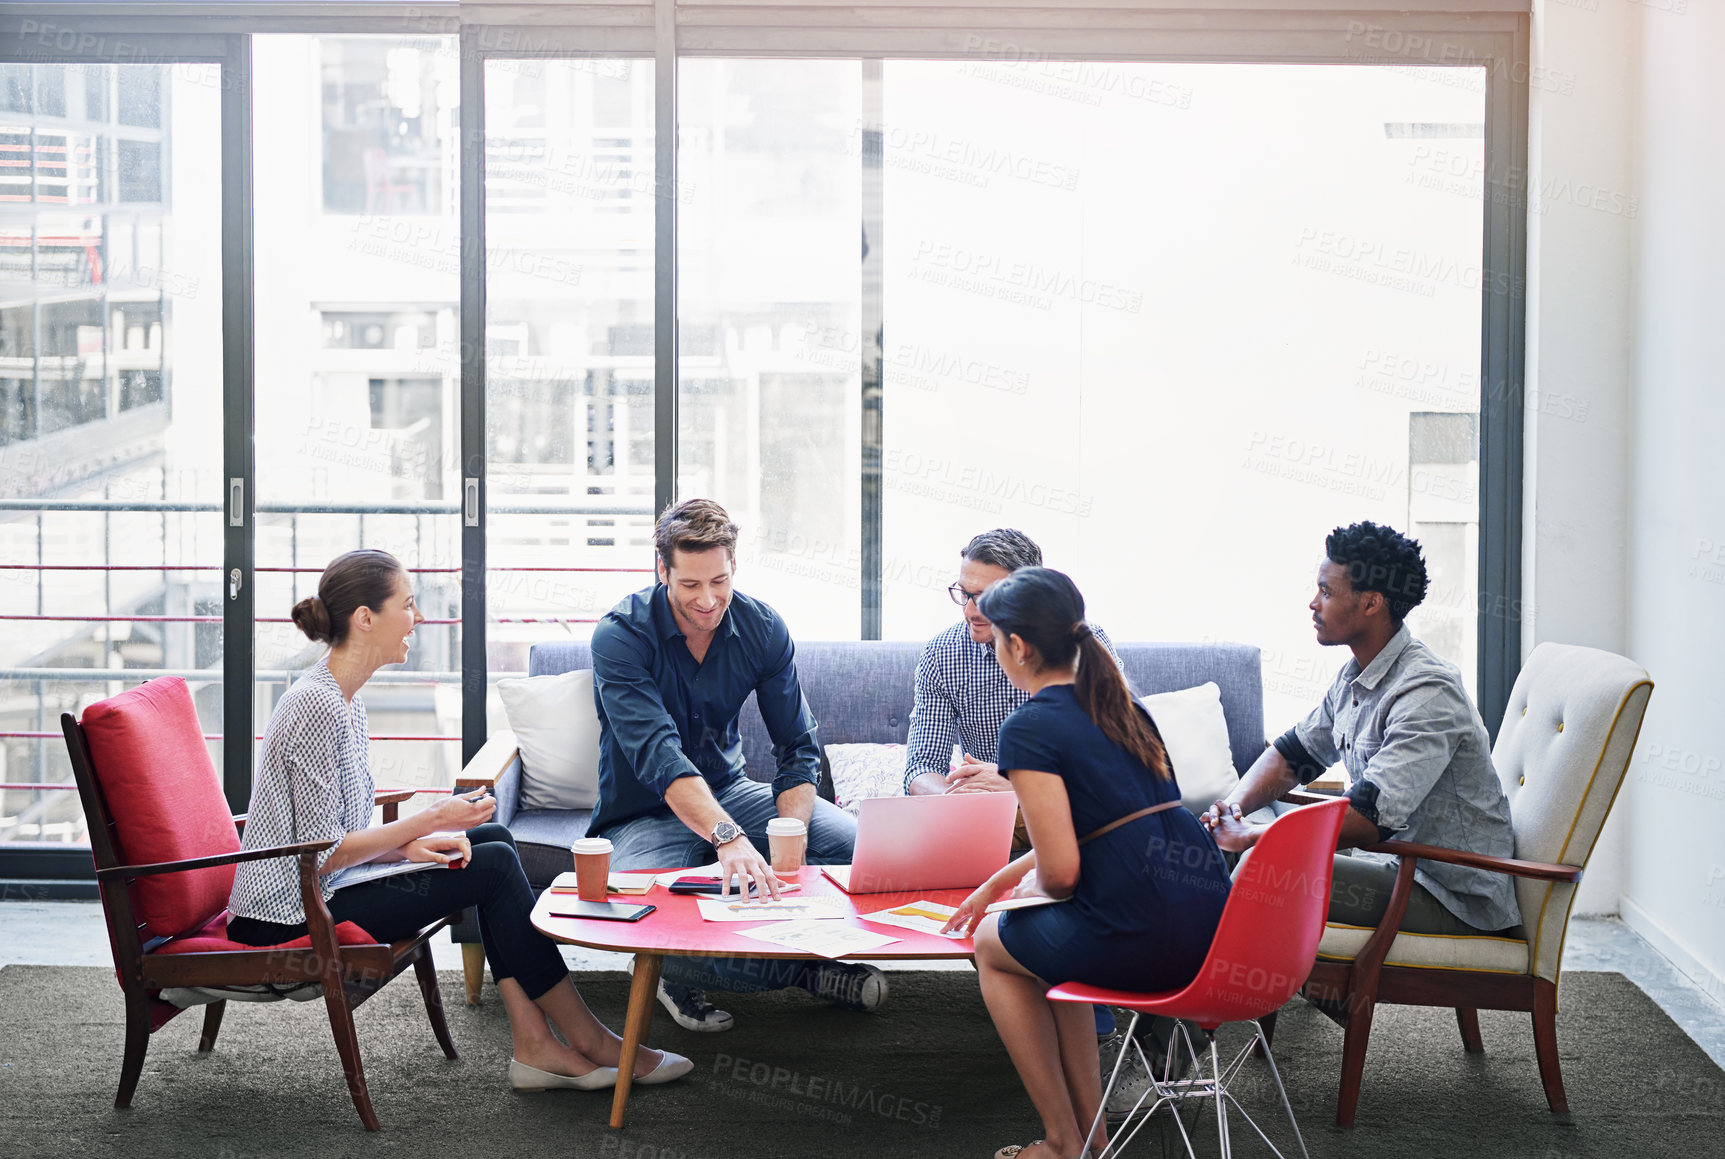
(879, 62, 1485, 727)
(677, 60, 864, 640)
(0, 28, 1520, 872)
(0, 62, 221, 849)
(253, 36, 463, 794)
(483, 56, 658, 691)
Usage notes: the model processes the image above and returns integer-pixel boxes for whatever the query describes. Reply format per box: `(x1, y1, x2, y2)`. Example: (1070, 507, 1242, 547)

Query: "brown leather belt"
(1077, 798, 1184, 847)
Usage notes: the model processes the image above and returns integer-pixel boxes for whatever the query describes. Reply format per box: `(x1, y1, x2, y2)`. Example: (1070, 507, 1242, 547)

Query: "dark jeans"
(227, 823, 569, 1000)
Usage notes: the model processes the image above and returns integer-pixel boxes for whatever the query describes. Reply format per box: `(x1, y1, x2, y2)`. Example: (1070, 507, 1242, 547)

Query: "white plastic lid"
(571, 837, 614, 855)
(766, 818, 807, 836)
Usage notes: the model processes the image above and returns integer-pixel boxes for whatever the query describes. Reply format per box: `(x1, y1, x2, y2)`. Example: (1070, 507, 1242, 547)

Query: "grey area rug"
(0, 966, 1720, 1159)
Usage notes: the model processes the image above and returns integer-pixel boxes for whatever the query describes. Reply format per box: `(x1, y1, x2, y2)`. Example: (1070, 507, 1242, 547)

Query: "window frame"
(0, 3, 1528, 890)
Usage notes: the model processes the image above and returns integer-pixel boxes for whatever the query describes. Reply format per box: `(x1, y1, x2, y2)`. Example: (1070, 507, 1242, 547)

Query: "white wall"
(1526, 1, 1725, 995)
(1619, 0, 1725, 1004)
(1524, 0, 1639, 914)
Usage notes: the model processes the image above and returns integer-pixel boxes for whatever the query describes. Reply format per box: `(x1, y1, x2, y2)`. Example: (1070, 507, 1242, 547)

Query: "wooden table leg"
(612, 952, 663, 1129)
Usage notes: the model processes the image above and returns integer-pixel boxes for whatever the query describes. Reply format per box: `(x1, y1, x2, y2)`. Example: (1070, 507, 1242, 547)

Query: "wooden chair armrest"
(1360, 839, 1583, 883)
(97, 839, 336, 881)
(374, 787, 415, 824)
(298, 849, 353, 964)
(454, 729, 518, 792)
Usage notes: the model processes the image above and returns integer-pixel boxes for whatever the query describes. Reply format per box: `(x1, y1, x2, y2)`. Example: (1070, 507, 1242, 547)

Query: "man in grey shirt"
(1203, 521, 1520, 936)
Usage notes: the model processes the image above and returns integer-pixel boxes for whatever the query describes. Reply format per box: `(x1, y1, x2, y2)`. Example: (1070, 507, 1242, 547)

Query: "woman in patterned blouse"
(228, 549, 690, 1092)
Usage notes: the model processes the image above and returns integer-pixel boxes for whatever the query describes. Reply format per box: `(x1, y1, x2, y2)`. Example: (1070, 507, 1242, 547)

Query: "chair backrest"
(528, 639, 1265, 777)
(1164, 798, 1348, 1028)
(1494, 642, 1653, 983)
(74, 677, 241, 943)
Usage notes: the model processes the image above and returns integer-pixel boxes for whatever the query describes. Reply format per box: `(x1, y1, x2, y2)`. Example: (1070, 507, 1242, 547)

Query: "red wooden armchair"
(63, 676, 460, 1131)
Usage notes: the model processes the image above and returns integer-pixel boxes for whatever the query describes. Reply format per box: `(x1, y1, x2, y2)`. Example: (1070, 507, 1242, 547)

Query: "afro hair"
(1325, 521, 1429, 623)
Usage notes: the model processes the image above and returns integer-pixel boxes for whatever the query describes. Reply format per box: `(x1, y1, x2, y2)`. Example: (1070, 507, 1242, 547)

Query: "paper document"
(325, 860, 444, 891)
(984, 895, 1062, 914)
(859, 900, 966, 940)
(695, 895, 851, 923)
(736, 920, 901, 959)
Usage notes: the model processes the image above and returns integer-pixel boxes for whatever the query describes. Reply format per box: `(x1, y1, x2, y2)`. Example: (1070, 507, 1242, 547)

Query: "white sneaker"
(1104, 1050, 1160, 1123)
(1104, 1027, 1198, 1123)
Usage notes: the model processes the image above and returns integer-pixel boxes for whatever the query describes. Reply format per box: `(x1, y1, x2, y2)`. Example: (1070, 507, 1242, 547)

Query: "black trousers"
(228, 823, 569, 1000)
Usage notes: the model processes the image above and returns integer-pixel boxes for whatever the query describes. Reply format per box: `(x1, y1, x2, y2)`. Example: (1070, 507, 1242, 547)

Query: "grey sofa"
(449, 638, 1263, 1001)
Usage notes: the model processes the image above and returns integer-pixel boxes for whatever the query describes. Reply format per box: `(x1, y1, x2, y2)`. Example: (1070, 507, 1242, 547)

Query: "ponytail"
(1073, 631, 1170, 781)
(979, 567, 1171, 782)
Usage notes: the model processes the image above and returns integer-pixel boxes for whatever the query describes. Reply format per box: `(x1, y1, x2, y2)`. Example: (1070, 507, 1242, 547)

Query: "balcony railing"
(1, 494, 656, 849)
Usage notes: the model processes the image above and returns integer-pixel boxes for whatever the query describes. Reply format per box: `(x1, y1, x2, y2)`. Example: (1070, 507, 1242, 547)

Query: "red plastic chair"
(1049, 798, 1348, 1159)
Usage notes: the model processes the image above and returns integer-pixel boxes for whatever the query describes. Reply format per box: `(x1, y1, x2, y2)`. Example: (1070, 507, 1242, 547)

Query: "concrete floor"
(3, 901, 1722, 1072)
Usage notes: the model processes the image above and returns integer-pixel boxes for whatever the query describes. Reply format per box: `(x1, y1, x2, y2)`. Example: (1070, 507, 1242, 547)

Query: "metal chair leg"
(1252, 1019, 1310, 1159)
(1211, 1035, 1231, 1159)
(1097, 1025, 1195, 1159)
(1085, 1012, 1139, 1158)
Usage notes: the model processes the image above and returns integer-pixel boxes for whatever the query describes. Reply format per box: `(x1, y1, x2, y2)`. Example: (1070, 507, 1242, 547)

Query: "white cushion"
(1316, 923, 1530, 974)
(497, 669, 602, 811)
(1139, 682, 1238, 814)
(825, 742, 908, 816)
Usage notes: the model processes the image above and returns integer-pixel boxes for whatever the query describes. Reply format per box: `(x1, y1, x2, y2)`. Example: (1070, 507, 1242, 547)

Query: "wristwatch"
(710, 820, 743, 848)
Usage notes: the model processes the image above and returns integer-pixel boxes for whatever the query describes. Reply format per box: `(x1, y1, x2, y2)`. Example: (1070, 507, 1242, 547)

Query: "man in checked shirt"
(899, 530, 1190, 1082)
(902, 528, 1119, 799)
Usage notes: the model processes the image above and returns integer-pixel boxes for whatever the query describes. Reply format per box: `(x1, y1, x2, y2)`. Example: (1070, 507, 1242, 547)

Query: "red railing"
(0, 783, 457, 793)
(0, 732, 460, 741)
(0, 564, 648, 573)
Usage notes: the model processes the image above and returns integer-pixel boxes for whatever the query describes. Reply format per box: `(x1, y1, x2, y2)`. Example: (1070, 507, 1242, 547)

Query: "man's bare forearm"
(1224, 745, 1301, 816)
(776, 782, 815, 825)
(663, 775, 730, 841)
(907, 771, 948, 796)
(1218, 745, 1379, 851)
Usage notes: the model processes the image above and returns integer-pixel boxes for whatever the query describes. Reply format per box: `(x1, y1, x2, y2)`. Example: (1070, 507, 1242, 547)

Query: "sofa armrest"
(456, 730, 521, 828)
(1279, 787, 1343, 805)
(455, 730, 517, 792)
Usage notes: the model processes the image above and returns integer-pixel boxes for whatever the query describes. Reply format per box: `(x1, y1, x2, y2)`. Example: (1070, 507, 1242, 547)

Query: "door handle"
(229, 568, 242, 601)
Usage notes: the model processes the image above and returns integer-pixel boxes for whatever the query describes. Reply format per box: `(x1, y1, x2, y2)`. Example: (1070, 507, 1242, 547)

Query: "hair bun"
(291, 595, 332, 643)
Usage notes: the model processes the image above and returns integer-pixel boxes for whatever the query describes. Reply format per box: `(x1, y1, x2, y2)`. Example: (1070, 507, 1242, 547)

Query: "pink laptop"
(822, 792, 1019, 894)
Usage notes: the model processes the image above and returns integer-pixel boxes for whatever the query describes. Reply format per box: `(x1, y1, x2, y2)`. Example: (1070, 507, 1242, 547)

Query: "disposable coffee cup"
(766, 818, 807, 875)
(571, 837, 614, 902)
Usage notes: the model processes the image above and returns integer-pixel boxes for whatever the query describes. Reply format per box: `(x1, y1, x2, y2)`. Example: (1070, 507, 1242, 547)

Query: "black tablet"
(548, 900, 656, 922)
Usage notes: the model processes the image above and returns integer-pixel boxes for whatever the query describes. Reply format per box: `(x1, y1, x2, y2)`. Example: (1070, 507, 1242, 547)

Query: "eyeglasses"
(947, 583, 986, 608)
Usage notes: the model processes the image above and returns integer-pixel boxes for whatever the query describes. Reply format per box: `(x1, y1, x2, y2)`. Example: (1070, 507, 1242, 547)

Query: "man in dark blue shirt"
(590, 499, 883, 1032)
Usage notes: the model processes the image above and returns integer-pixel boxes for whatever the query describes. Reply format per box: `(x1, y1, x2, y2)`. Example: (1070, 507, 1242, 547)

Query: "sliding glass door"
(0, 51, 227, 863)
(252, 33, 465, 796)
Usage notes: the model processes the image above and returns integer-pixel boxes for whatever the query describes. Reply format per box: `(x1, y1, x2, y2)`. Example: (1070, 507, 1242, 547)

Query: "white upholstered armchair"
(1290, 642, 1655, 1126)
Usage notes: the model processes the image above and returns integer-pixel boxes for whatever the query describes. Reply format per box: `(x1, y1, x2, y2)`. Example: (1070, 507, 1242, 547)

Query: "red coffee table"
(529, 865, 978, 1127)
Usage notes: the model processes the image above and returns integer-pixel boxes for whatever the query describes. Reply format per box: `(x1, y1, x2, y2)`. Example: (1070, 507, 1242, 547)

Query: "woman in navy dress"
(943, 568, 1231, 1159)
